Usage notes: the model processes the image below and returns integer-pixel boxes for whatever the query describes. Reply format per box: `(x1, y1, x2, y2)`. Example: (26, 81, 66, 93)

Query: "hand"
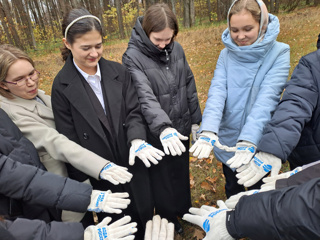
(236, 152, 282, 187)
(87, 190, 130, 214)
(100, 162, 133, 185)
(261, 166, 303, 191)
(189, 131, 235, 159)
(144, 215, 174, 240)
(183, 201, 234, 240)
(226, 141, 256, 169)
(129, 139, 165, 167)
(84, 216, 137, 240)
(191, 124, 200, 144)
(225, 189, 260, 209)
(159, 127, 188, 156)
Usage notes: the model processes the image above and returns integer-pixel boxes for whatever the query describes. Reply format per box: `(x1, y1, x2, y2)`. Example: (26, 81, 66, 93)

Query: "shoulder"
(272, 41, 290, 53)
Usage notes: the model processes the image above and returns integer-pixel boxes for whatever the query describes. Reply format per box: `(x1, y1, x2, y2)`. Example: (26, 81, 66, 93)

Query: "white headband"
(64, 15, 101, 39)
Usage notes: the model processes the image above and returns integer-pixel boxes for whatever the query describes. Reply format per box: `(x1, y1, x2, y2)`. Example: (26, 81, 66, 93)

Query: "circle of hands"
(91, 127, 296, 239)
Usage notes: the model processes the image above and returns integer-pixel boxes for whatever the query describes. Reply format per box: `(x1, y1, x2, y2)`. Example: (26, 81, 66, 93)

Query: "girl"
(51, 8, 163, 239)
(190, 0, 290, 197)
(122, 3, 202, 233)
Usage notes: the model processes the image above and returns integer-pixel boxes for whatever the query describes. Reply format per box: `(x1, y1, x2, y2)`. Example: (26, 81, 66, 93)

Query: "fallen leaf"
(193, 229, 205, 239)
(205, 176, 217, 184)
(212, 168, 217, 174)
(200, 181, 211, 191)
(200, 194, 206, 200)
(195, 164, 203, 169)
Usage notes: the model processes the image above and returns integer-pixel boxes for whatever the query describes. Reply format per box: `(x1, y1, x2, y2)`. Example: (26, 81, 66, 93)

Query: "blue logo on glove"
(98, 227, 108, 240)
(203, 219, 210, 232)
(290, 169, 299, 176)
(103, 163, 114, 171)
(95, 192, 105, 207)
(200, 137, 216, 146)
(135, 143, 147, 153)
(263, 164, 272, 173)
(162, 132, 178, 140)
(253, 156, 263, 166)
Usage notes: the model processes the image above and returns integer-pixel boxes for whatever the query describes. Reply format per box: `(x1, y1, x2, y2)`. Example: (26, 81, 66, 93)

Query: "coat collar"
(58, 55, 122, 137)
(0, 90, 53, 119)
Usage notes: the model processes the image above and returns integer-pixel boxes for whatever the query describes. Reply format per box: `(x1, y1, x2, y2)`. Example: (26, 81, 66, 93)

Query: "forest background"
(1, 0, 320, 239)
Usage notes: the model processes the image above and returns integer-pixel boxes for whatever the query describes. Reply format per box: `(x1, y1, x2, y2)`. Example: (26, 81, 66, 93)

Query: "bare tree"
(115, 0, 125, 39)
(1, 0, 23, 49)
(207, 0, 212, 22)
(0, 2, 14, 45)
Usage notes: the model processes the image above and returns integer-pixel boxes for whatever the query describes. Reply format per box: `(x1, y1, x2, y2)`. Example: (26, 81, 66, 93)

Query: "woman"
(122, 3, 202, 233)
(0, 44, 133, 224)
(51, 8, 164, 239)
(190, 0, 290, 197)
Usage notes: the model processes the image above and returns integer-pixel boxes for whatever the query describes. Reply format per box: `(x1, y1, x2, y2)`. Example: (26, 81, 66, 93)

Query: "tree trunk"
(171, 0, 176, 15)
(115, 0, 125, 39)
(274, 0, 280, 13)
(183, 0, 190, 28)
(190, 0, 195, 26)
(0, 3, 14, 45)
(207, 0, 212, 22)
(1, 0, 23, 49)
(270, 0, 275, 13)
(315, 0, 320, 6)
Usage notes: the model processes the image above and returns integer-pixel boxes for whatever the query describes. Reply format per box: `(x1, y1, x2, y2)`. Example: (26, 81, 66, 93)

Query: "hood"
(127, 16, 174, 63)
(222, 4, 280, 62)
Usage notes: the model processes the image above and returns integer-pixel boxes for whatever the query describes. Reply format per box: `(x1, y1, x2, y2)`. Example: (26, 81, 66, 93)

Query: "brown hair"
(61, 8, 102, 61)
(142, 3, 178, 39)
(0, 44, 34, 99)
(229, 0, 261, 23)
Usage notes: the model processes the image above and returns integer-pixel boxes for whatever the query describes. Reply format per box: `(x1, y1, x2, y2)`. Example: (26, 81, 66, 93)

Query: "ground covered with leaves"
(32, 5, 320, 239)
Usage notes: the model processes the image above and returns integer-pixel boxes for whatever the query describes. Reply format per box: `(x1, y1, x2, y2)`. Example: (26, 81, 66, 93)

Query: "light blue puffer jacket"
(200, 13, 290, 167)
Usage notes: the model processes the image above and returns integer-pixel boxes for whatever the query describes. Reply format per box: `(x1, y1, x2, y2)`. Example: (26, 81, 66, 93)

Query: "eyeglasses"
(4, 70, 40, 87)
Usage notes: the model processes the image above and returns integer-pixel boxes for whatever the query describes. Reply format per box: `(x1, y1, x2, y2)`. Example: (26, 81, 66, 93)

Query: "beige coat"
(0, 90, 108, 179)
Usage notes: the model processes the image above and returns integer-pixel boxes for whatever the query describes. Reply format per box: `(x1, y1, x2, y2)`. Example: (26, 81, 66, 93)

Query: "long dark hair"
(61, 8, 102, 61)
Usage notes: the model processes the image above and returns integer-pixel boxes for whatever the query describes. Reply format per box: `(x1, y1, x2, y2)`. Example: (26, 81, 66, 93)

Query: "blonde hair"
(0, 44, 34, 99)
(229, 0, 261, 23)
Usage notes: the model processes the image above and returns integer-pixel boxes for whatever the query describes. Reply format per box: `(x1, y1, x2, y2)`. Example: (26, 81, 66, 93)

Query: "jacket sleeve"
(238, 45, 290, 145)
(6, 103, 107, 180)
(122, 68, 148, 143)
(200, 49, 228, 133)
(184, 53, 202, 125)
(257, 55, 318, 160)
(0, 153, 92, 212)
(122, 53, 172, 137)
(2, 218, 84, 240)
(227, 178, 320, 240)
(276, 161, 320, 189)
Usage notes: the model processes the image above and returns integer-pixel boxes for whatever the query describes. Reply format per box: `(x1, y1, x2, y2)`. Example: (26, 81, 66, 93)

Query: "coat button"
(83, 133, 89, 140)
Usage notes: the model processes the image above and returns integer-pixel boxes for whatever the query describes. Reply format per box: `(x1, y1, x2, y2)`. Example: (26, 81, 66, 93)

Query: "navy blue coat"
(258, 50, 320, 167)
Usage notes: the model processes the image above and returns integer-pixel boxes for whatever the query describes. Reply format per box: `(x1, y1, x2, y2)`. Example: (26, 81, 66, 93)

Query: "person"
(122, 3, 202, 233)
(0, 44, 133, 224)
(183, 161, 320, 240)
(51, 8, 165, 239)
(189, 0, 290, 197)
(0, 108, 136, 240)
(236, 38, 320, 187)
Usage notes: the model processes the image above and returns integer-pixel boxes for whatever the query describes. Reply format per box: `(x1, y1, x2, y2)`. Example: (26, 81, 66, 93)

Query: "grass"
(32, 5, 320, 239)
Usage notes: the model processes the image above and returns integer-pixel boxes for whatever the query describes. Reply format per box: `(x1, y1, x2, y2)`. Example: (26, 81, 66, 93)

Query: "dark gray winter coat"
(122, 17, 202, 143)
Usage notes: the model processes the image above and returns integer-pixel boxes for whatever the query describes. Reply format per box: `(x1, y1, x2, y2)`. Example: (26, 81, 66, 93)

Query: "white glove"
(182, 201, 234, 240)
(226, 141, 256, 169)
(100, 162, 133, 185)
(225, 189, 260, 209)
(261, 166, 303, 191)
(129, 139, 165, 168)
(191, 124, 200, 143)
(84, 216, 137, 240)
(236, 152, 282, 187)
(189, 131, 236, 159)
(87, 190, 130, 214)
(144, 215, 174, 240)
(159, 127, 188, 156)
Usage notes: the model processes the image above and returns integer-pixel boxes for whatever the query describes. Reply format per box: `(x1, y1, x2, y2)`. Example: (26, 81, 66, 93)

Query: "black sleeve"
(257, 56, 319, 161)
(0, 153, 92, 212)
(276, 162, 320, 189)
(1, 218, 84, 240)
(226, 178, 320, 240)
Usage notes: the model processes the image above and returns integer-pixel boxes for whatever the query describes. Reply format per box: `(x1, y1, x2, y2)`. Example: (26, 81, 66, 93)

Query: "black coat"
(227, 177, 320, 240)
(51, 55, 153, 235)
(122, 17, 202, 144)
(258, 50, 320, 167)
(0, 108, 91, 224)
